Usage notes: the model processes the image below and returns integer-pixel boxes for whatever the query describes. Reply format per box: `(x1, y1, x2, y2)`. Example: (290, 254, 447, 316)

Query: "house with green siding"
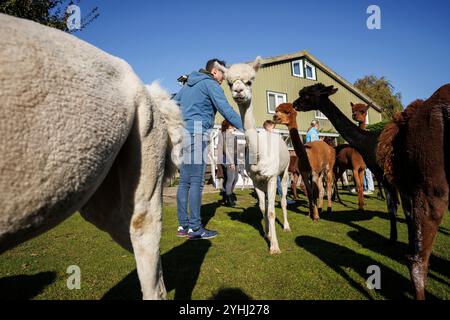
(216, 50, 383, 146)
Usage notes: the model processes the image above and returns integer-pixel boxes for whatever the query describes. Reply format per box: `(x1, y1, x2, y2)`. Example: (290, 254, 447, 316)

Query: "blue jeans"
(177, 134, 208, 230)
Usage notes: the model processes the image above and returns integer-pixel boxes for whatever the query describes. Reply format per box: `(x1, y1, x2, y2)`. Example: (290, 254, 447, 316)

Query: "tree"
(0, 0, 99, 32)
(354, 75, 403, 120)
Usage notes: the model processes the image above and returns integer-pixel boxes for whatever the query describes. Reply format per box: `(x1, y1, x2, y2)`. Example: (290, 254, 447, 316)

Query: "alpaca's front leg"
(267, 177, 281, 254)
(280, 170, 291, 232)
(130, 184, 167, 300)
(254, 186, 268, 237)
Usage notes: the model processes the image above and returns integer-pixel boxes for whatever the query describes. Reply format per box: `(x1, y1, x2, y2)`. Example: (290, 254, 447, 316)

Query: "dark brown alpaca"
(334, 144, 366, 210)
(292, 83, 399, 242)
(274, 103, 335, 221)
(377, 83, 450, 299)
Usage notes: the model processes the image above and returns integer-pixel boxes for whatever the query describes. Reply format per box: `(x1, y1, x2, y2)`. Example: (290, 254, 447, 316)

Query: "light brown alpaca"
(377, 83, 450, 299)
(274, 103, 335, 221)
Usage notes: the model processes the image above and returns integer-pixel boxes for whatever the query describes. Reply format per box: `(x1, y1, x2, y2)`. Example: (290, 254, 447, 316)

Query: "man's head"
(263, 119, 276, 132)
(206, 59, 226, 84)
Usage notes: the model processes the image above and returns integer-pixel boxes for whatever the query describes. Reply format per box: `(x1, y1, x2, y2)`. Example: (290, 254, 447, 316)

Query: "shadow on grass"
(346, 223, 450, 289)
(0, 271, 56, 300)
(209, 287, 252, 300)
(295, 236, 440, 300)
(201, 202, 220, 229)
(228, 205, 266, 241)
(102, 240, 211, 300)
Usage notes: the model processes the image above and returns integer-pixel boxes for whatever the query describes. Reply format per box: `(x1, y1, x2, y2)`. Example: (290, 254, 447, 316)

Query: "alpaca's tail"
(377, 99, 423, 184)
(146, 82, 185, 182)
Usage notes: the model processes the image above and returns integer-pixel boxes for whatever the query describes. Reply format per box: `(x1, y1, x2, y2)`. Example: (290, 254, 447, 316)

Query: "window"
(315, 110, 327, 119)
(292, 60, 304, 78)
(304, 60, 317, 80)
(267, 91, 287, 114)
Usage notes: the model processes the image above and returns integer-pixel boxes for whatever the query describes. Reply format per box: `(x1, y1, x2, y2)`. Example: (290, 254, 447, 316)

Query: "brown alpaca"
(351, 102, 385, 200)
(350, 102, 369, 129)
(293, 83, 399, 242)
(334, 144, 366, 210)
(377, 83, 450, 299)
(274, 103, 335, 221)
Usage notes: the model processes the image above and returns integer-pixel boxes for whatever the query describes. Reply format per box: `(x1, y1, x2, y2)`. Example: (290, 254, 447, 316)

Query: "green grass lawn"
(0, 188, 449, 300)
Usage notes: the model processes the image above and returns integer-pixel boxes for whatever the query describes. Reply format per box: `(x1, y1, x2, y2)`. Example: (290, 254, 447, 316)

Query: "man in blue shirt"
(174, 59, 243, 240)
(306, 120, 320, 143)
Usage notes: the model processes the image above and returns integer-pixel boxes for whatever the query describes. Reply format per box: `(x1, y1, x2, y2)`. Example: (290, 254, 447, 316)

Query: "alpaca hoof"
(270, 247, 281, 255)
(283, 227, 291, 232)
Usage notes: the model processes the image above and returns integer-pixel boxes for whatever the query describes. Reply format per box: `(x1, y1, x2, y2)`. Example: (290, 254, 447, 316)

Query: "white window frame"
(267, 91, 287, 114)
(365, 111, 370, 125)
(291, 60, 304, 78)
(304, 60, 317, 80)
(315, 110, 328, 120)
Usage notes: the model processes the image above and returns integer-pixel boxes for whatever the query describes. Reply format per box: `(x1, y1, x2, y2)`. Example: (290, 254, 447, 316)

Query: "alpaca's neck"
(289, 128, 311, 172)
(358, 121, 366, 130)
(318, 98, 382, 175)
(319, 99, 374, 149)
(287, 119, 298, 130)
(238, 101, 256, 130)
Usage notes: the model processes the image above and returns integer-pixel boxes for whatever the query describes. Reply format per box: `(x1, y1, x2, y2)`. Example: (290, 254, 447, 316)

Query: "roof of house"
(245, 50, 383, 113)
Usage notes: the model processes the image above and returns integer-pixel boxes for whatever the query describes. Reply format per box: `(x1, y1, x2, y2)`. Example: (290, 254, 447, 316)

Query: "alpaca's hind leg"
(267, 177, 281, 254)
(409, 191, 446, 300)
(383, 183, 398, 243)
(317, 174, 325, 216)
(326, 169, 333, 213)
(130, 181, 167, 300)
(354, 168, 364, 211)
(311, 172, 320, 221)
(280, 169, 291, 232)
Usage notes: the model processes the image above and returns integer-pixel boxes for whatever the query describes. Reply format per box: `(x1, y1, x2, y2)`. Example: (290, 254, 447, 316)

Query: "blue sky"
(75, 0, 450, 106)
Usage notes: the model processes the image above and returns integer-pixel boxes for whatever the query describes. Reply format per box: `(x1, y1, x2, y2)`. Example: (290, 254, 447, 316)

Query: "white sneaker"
(364, 190, 373, 195)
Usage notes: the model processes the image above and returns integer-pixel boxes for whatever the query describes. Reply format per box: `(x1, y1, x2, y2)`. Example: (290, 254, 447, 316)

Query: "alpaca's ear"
(253, 56, 262, 72)
(214, 61, 228, 74)
(350, 102, 354, 107)
(326, 85, 338, 96)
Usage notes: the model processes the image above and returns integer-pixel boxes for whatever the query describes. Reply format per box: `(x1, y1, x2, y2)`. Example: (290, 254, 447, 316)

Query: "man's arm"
(207, 83, 243, 130)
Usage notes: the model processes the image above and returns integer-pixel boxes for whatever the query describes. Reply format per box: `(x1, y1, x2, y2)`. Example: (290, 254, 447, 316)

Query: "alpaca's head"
(222, 57, 262, 105)
(274, 103, 297, 126)
(293, 83, 338, 112)
(350, 102, 369, 123)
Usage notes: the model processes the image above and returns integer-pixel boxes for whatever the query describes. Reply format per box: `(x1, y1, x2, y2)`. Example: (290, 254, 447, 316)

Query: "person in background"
(263, 120, 295, 205)
(217, 120, 239, 207)
(306, 120, 320, 142)
(174, 59, 243, 240)
(363, 168, 375, 195)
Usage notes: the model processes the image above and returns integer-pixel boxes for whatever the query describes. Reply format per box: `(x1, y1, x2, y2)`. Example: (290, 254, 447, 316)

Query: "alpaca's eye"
(246, 81, 252, 86)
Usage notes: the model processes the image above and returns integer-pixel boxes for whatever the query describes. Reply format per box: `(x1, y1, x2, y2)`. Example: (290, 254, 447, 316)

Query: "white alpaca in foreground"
(0, 13, 184, 299)
(218, 58, 291, 254)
